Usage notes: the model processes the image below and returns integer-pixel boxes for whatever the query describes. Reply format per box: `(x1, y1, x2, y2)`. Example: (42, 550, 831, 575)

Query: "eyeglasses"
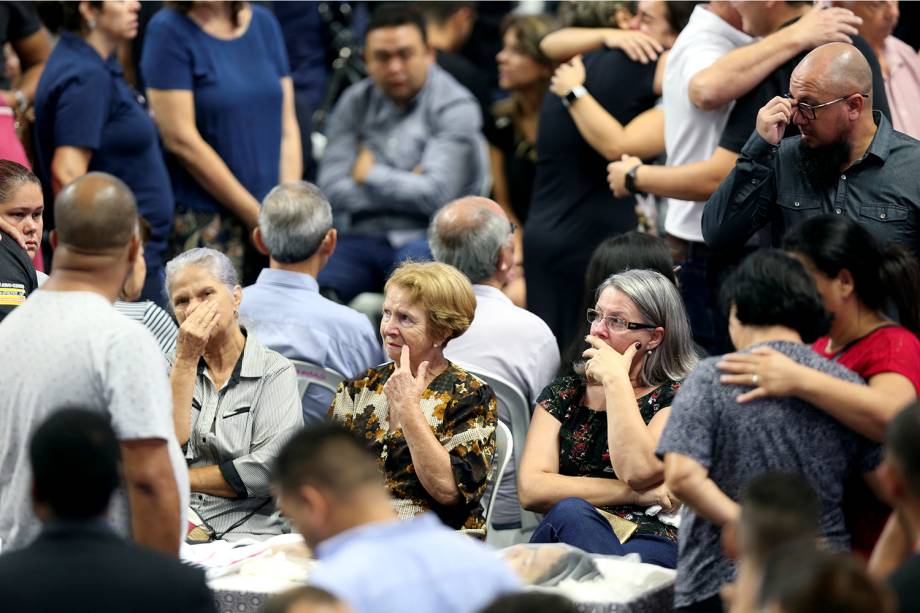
(586, 308, 657, 332)
(509, 222, 517, 235)
(783, 92, 868, 121)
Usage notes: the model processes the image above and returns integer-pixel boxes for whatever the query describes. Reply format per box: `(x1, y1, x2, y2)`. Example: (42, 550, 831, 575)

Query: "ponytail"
(784, 215, 920, 336)
(880, 244, 920, 337)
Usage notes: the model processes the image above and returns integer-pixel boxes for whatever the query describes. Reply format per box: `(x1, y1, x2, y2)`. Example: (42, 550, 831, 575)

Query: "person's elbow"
(158, 123, 201, 162)
(428, 482, 462, 506)
(688, 74, 728, 112)
(517, 470, 551, 513)
(620, 462, 665, 493)
(664, 460, 699, 499)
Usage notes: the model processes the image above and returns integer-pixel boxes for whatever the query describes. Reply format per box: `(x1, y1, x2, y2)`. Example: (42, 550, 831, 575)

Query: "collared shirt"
(444, 284, 559, 526)
(662, 5, 752, 242)
(883, 35, 920, 140)
(309, 513, 520, 613)
(240, 268, 384, 424)
(703, 112, 920, 255)
(317, 63, 486, 234)
(168, 333, 303, 539)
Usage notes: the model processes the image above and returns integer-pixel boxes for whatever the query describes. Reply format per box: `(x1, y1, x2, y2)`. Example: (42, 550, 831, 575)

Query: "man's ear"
(126, 232, 140, 266)
(320, 228, 337, 257)
(252, 228, 269, 256)
(50, 229, 59, 249)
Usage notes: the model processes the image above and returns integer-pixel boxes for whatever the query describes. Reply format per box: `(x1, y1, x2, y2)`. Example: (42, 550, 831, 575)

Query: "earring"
(88, 18, 96, 29)
(433, 342, 439, 347)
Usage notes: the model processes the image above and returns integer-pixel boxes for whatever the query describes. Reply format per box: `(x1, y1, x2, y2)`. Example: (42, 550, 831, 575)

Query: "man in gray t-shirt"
(657, 341, 880, 611)
(0, 173, 187, 555)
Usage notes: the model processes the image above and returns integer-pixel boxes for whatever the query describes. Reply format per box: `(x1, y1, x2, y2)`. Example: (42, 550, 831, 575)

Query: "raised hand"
(755, 96, 794, 146)
(175, 301, 220, 362)
(604, 29, 664, 65)
(549, 55, 586, 98)
(383, 345, 429, 429)
(583, 335, 638, 387)
(790, 6, 861, 49)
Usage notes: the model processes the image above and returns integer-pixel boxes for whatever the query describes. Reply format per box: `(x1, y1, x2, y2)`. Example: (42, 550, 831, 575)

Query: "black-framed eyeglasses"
(783, 92, 868, 121)
(586, 308, 657, 332)
(509, 221, 517, 235)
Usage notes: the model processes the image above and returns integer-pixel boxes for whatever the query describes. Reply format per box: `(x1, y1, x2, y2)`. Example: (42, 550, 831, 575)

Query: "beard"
(797, 137, 852, 188)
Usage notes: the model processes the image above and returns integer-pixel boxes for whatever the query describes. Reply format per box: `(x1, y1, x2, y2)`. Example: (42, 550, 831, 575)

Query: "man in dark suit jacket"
(0, 409, 216, 613)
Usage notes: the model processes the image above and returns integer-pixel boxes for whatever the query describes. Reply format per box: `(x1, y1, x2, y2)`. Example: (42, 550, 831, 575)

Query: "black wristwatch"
(625, 164, 644, 195)
(562, 85, 587, 108)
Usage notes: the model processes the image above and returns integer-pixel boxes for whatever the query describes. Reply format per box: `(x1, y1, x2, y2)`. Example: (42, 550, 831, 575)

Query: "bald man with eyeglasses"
(703, 41, 920, 258)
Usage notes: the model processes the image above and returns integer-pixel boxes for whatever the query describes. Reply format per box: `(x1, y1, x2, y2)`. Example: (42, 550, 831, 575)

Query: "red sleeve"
(842, 327, 920, 395)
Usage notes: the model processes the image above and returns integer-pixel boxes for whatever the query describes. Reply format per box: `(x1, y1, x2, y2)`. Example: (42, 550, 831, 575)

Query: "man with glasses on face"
(316, 5, 486, 305)
(703, 41, 920, 256)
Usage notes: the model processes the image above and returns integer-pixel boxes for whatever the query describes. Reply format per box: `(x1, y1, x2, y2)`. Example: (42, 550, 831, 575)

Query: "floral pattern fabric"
(537, 375, 681, 541)
(329, 361, 497, 530)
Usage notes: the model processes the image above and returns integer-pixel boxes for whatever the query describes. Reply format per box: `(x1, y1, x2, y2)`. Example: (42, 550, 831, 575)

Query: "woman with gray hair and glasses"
(519, 269, 698, 568)
(165, 247, 302, 541)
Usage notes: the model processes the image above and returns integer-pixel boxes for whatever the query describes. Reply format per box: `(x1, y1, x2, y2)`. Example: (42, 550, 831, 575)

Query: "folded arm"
(665, 452, 740, 526)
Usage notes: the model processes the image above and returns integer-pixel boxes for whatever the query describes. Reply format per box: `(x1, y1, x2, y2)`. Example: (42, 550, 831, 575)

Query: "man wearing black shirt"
(703, 42, 920, 256)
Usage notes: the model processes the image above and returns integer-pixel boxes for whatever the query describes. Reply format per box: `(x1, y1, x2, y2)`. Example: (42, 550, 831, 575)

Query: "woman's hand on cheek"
(583, 335, 639, 387)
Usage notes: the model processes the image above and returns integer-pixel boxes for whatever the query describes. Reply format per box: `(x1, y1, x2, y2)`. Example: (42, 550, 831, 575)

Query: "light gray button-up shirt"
(170, 333, 303, 539)
(318, 63, 487, 235)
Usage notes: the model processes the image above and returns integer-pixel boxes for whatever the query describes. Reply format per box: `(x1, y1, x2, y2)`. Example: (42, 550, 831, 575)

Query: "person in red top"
(716, 214, 920, 559)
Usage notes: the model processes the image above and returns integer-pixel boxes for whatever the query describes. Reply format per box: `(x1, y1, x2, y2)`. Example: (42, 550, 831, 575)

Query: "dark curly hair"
(721, 249, 831, 344)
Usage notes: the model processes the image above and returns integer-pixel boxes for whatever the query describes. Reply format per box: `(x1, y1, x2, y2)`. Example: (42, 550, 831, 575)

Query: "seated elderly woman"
(166, 248, 303, 540)
(329, 261, 498, 530)
(519, 268, 698, 568)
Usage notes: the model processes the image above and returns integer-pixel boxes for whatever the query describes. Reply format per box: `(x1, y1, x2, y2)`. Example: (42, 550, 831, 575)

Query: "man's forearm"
(634, 148, 738, 202)
(190, 465, 240, 498)
(689, 28, 804, 111)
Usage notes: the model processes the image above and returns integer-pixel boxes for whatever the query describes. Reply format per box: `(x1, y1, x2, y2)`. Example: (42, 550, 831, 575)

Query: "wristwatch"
(562, 85, 587, 108)
(625, 164, 644, 195)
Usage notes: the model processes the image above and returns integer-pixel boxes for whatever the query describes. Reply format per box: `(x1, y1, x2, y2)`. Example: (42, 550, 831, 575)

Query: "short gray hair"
(260, 181, 333, 263)
(596, 269, 699, 386)
(165, 248, 239, 308)
(428, 204, 509, 284)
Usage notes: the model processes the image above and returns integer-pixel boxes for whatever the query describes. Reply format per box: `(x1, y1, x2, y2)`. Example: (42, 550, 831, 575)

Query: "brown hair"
(500, 13, 558, 68)
(0, 160, 40, 204)
(384, 261, 476, 345)
(168, 1, 247, 28)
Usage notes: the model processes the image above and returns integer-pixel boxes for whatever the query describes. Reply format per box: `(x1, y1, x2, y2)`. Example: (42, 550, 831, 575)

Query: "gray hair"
(596, 269, 698, 387)
(428, 203, 510, 284)
(164, 248, 239, 309)
(259, 181, 333, 263)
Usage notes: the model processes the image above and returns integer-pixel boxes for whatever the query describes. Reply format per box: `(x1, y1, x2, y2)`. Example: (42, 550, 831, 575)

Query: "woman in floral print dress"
(329, 262, 498, 530)
(519, 269, 698, 568)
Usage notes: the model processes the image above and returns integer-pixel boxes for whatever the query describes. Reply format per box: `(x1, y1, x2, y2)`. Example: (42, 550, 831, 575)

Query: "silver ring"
(752, 374, 759, 386)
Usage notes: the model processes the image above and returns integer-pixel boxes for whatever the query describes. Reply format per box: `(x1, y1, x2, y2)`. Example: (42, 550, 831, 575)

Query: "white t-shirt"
(0, 290, 189, 551)
(663, 5, 753, 242)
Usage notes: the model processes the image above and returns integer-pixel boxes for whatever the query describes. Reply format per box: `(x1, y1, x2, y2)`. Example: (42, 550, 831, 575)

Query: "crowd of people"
(2, 1, 920, 613)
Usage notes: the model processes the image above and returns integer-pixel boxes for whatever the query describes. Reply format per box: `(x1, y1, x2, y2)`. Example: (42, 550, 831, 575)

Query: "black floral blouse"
(538, 375, 681, 541)
(329, 361, 498, 530)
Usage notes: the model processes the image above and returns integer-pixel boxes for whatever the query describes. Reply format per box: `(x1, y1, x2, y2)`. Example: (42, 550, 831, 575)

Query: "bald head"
(428, 197, 512, 284)
(54, 173, 138, 252)
(793, 42, 872, 100)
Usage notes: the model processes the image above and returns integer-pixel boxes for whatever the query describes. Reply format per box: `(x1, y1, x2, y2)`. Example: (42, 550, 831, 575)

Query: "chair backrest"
(484, 420, 513, 530)
(289, 359, 346, 399)
(459, 366, 541, 532)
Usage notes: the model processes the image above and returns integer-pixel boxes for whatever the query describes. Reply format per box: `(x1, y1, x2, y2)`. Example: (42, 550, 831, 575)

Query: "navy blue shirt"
(140, 6, 290, 214)
(34, 32, 175, 244)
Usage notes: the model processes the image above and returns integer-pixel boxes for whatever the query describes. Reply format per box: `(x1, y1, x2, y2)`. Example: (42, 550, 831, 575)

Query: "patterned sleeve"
(535, 376, 579, 422)
(442, 374, 498, 505)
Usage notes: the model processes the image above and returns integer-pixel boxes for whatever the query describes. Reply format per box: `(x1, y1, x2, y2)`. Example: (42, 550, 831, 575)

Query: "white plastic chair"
(460, 366, 542, 537)
(289, 359, 346, 400)
(484, 421, 513, 530)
